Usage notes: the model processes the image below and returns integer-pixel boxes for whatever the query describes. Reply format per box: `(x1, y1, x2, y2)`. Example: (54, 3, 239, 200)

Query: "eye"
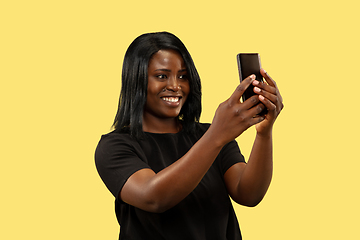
(179, 74, 188, 80)
(156, 74, 167, 79)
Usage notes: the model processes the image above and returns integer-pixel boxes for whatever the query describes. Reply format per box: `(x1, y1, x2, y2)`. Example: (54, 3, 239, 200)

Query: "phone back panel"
(237, 53, 263, 102)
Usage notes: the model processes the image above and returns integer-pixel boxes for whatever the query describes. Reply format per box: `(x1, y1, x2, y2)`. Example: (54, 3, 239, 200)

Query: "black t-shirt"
(95, 123, 245, 240)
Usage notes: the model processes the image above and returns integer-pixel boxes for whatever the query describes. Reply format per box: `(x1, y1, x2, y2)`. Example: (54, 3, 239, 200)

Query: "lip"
(160, 95, 182, 106)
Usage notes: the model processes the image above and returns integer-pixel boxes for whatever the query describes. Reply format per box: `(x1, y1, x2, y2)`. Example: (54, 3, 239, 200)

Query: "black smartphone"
(236, 53, 267, 115)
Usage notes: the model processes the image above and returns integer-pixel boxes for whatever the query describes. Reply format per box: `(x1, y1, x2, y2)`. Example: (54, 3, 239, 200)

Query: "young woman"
(95, 31, 283, 240)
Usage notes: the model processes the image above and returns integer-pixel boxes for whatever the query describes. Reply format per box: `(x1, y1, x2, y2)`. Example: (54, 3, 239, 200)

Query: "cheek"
(147, 83, 160, 97)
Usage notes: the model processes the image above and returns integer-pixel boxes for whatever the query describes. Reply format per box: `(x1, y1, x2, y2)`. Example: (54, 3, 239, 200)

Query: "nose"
(166, 76, 181, 92)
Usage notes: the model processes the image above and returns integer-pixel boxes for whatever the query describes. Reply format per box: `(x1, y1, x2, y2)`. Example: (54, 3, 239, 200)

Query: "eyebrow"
(154, 69, 187, 72)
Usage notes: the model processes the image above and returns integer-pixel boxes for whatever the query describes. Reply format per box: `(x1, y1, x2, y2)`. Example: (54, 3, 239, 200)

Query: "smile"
(161, 97, 180, 103)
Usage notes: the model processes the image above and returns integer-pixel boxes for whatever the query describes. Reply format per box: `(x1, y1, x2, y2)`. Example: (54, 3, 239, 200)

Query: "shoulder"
(95, 130, 141, 161)
(98, 130, 133, 144)
(95, 130, 149, 173)
(97, 130, 132, 147)
(94, 130, 150, 198)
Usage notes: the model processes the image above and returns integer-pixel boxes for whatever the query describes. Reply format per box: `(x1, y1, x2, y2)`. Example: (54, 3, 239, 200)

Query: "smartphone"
(236, 53, 267, 115)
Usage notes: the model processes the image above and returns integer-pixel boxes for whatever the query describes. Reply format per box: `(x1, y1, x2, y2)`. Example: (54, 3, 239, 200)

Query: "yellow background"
(1, 0, 359, 239)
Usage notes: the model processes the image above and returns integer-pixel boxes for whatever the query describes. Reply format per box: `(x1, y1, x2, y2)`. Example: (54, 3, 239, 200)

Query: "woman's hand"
(252, 69, 284, 137)
(209, 74, 266, 146)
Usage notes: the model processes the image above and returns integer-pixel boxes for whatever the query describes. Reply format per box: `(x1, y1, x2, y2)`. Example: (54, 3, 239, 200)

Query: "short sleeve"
(218, 140, 245, 175)
(94, 132, 150, 198)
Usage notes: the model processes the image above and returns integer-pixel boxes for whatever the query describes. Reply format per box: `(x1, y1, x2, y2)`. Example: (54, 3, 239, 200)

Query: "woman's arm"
(120, 74, 267, 213)
(224, 69, 284, 207)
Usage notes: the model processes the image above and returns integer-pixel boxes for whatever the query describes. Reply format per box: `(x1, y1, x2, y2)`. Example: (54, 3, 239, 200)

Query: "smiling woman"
(95, 32, 283, 240)
(111, 32, 202, 140)
(143, 49, 190, 133)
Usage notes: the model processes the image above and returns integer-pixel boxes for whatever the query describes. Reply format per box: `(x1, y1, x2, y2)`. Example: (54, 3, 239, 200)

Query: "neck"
(142, 116, 181, 133)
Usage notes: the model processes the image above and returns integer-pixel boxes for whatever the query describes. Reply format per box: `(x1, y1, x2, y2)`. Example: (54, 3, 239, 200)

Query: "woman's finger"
(260, 69, 277, 88)
(228, 74, 255, 105)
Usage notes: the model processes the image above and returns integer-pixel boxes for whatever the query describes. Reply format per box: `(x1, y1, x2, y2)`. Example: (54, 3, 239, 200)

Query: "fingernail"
(254, 87, 261, 93)
(259, 95, 265, 100)
(253, 80, 260, 85)
(250, 74, 255, 80)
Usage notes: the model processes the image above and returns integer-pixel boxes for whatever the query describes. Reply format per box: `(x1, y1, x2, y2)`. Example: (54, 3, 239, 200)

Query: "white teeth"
(162, 97, 179, 102)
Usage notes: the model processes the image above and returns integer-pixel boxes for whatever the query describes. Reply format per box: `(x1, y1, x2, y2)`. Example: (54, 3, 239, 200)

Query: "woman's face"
(143, 49, 190, 124)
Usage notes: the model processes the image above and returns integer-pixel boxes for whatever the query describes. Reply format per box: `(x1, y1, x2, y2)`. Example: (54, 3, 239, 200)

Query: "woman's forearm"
(236, 132, 273, 206)
(121, 127, 225, 213)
